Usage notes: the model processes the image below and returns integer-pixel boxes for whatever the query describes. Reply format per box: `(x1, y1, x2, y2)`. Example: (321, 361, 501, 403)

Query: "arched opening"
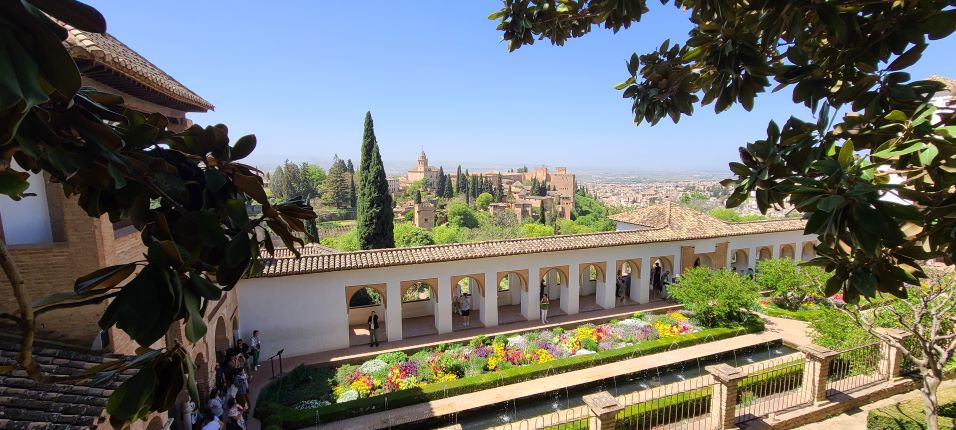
(693, 254, 713, 269)
(346, 285, 387, 347)
(400, 280, 438, 339)
(145, 417, 164, 430)
(578, 264, 602, 297)
(231, 314, 240, 342)
(541, 268, 565, 301)
(496, 271, 527, 324)
(758, 247, 773, 260)
(214, 316, 229, 360)
(780, 244, 796, 260)
(801, 242, 816, 261)
(730, 249, 749, 273)
(650, 257, 674, 300)
(453, 276, 482, 330)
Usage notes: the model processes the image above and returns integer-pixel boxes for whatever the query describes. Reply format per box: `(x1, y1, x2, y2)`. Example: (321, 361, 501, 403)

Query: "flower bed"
(255, 313, 765, 428)
(331, 312, 696, 403)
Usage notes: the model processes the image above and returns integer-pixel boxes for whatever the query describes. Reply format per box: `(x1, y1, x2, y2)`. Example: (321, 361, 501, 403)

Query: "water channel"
(420, 341, 796, 429)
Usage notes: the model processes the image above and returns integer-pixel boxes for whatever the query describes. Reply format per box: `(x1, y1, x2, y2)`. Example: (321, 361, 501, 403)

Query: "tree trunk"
(920, 373, 941, 430)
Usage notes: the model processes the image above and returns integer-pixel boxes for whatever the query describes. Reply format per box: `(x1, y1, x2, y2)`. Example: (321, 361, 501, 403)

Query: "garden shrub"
(616, 386, 712, 428)
(755, 258, 829, 310)
(668, 267, 760, 327)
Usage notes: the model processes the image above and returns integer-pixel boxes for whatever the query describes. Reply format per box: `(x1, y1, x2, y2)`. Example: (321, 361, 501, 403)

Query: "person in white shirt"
(249, 330, 261, 371)
(459, 293, 472, 326)
(201, 414, 222, 430)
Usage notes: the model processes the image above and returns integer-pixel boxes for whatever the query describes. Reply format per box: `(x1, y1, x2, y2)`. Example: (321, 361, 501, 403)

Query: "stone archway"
(801, 242, 816, 261)
(399, 279, 439, 339)
(214, 316, 229, 358)
(452, 275, 483, 330)
(578, 263, 604, 297)
(346, 284, 387, 346)
(731, 249, 749, 272)
(692, 254, 714, 269)
(540, 267, 567, 300)
(758, 247, 773, 260)
(780, 244, 796, 260)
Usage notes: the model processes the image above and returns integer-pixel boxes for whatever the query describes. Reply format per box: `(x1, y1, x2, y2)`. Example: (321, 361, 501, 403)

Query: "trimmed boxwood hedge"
(255, 319, 764, 428)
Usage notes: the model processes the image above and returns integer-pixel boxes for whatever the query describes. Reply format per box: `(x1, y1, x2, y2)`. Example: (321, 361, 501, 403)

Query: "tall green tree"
(356, 112, 395, 249)
(270, 164, 288, 201)
(346, 159, 357, 208)
(321, 156, 350, 208)
(436, 166, 446, 198)
(301, 162, 326, 201)
(455, 165, 464, 194)
(495, 173, 504, 202)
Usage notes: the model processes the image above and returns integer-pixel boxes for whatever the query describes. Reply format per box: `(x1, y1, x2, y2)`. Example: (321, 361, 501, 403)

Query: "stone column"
(725, 246, 734, 270)
(748, 247, 757, 269)
(595, 260, 616, 309)
(563, 263, 580, 315)
(875, 328, 912, 380)
(523, 266, 541, 321)
(706, 364, 746, 429)
(582, 391, 623, 430)
(385, 282, 403, 342)
(799, 344, 839, 404)
(481, 271, 498, 328)
(634, 256, 648, 304)
(673, 251, 682, 276)
(796, 242, 804, 261)
(436, 277, 453, 334)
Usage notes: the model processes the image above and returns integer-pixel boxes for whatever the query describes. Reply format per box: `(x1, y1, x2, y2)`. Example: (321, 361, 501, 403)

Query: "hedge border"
(257, 319, 764, 428)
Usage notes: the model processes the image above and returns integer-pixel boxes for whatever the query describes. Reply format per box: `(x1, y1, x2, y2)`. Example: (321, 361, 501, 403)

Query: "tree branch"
(0, 239, 40, 379)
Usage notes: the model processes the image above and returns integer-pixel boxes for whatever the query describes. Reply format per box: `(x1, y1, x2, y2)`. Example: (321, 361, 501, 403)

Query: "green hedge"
(615, 386, 712, 429)
(737, 360, 804, 404)
(256, 320, 764, 428)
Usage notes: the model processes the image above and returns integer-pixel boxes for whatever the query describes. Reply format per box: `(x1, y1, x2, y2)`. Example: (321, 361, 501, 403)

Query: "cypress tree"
(455, 165, 463, 194)
(538, 204, 546, 224)
(356, 112, 394, 249)
(495, 173, 504, 202)
(347, 159, 357, 208)
(414, 189, 422, 204)
(436, 167, 446, 197)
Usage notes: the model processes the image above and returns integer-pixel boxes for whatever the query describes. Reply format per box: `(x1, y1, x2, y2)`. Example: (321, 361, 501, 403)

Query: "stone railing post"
(705, 363, 746, 429)
(582, 391, 623, 430)
(799, 344, 839, 404)
(875, 328, 912, 380)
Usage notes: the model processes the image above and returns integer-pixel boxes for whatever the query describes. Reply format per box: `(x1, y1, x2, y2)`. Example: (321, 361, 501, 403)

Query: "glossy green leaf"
(74, 263, 136, 293)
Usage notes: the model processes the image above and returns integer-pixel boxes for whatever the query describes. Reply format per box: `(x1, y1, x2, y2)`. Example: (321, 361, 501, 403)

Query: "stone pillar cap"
(798, 344, 840, 359)
(582, 391, 622, 414)
(705, 363, 746, 382)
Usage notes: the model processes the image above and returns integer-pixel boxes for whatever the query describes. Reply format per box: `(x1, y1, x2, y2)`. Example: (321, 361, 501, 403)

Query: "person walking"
(249, 330, 262, 371)
(540, 293, 550, 324)
(616, 275, 626, 304)
(459, 293, 472, 327)
(367, 310, 380, 347)
(207, 388, 225, 420)
(652, 261, 662, 292)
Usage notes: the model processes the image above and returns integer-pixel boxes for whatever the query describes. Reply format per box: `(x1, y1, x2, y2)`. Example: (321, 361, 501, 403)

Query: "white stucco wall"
(236, 229, 814, 359)
(0, 162, 53, 245)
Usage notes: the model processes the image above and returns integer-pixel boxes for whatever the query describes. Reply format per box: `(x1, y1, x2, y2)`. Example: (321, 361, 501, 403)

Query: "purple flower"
(474, 346, 492, 358)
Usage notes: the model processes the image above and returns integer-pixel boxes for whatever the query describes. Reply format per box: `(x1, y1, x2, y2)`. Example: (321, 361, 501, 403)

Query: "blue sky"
(87, 1, 956, 173)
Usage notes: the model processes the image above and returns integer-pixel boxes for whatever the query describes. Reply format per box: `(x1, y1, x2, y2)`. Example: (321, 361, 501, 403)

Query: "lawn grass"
(868, 384, 956, 429)
(758, 303, 825, 322)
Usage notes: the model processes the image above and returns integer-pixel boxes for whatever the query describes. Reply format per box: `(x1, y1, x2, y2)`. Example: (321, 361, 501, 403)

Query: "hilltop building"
(403, 151, 442, 187)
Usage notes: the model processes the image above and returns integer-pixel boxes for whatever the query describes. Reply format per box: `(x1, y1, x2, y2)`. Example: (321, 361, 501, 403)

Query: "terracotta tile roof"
(0, 342, 134, 429)
(63, 25, 214, 112)
(250, 202, 806, 278)
(928, 75, 956, 93)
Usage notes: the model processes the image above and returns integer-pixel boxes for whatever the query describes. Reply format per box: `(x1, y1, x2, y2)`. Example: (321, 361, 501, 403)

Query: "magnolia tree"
(0, 1, 314, 427)
(666, 267, 760, 327)
(490, 2, 956, 426)
(845, 270, 956, 430)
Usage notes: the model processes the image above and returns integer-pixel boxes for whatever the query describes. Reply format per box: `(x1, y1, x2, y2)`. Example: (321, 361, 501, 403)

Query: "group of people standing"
(193, 330, 262, 430)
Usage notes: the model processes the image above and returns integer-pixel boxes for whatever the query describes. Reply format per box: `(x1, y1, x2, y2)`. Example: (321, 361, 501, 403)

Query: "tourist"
(250, 330, 262, 371)
(459, 293, 472, 327)
(234, 368, 250, 408)
(226, 397, 246, 430)
(200, 412, 222, 430)
(214, 362, 225, 393)
(616, 275, 626, 304)
(236, 339, 250, 360)
(540, 293, 550, 324)
(746, 267, 755, 280)
(452, 292, 461, 316)
(652, 261, 662, 292)
(207, 388, 224, 419)
(367, 310, 380, 347)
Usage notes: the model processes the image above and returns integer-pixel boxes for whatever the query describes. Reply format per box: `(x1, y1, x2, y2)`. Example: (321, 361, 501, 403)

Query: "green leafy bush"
(447, 202, 479, 228)
(755, 258, 830, 310)
(668, 268, 760, 327)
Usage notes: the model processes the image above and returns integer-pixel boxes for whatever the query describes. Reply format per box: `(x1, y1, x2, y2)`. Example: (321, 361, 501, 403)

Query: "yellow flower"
(576, 327, 596, 342)
(535, 348, 554, 363)
(487, 355, 499, 370)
